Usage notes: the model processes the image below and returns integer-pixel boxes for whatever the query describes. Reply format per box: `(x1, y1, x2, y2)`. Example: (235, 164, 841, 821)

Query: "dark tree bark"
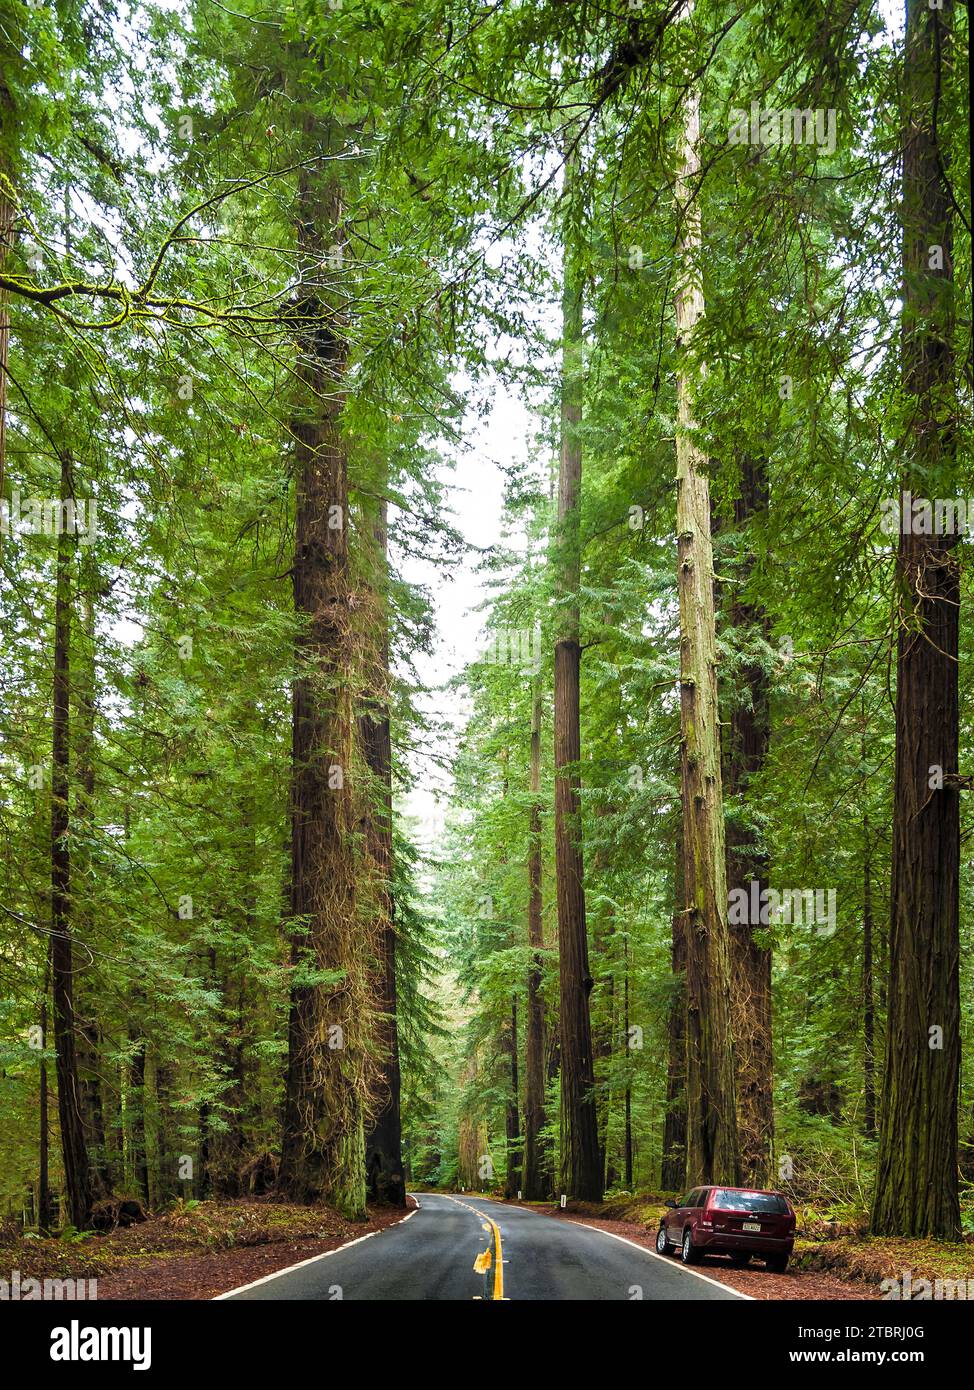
(871, 0, 961, 1240)
(75, 570, 111, 1200)
(279, 145, 368, 1217)
(101, 1062, 122, 1194)
(521, 680, 549, 1199)
(554, 143, 602, 1202)
(503, 997, 521, 1197)
(361, 503, 405, 1207)
(50, 456, 92, 1230)
(38, 951, 51, 1232)
(623, 940, 633, 1189)
(862, 807, 876, 1139)
(661, 835, 687, 1190)
(77, 1018, 109, 1201)
(591, 803, 616, 1190)
(594, 963, 613, 1191)
(128, 1030, 150, 1205)
(723, 456, 773, 1188)
(155, 1060, 174, 1205)
(198, 1097, 211, 1198)
(0, 68, 13, 509)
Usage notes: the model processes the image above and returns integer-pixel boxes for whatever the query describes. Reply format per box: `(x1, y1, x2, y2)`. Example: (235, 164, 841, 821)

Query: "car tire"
(681, 1228, 702, 1265)
(656, 1224, 673, 1256)
(765, 1254, 789, 1273)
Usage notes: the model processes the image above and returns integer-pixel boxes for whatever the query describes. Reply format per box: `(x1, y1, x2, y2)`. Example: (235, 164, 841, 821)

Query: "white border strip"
(213, 1205, 419, 1300)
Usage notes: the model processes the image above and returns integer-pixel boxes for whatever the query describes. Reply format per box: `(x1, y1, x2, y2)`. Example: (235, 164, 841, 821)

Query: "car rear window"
(710, 1189, 787, 1214)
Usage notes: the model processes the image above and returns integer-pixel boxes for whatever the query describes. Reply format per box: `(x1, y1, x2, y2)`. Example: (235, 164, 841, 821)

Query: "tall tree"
(672, 18, 739, 1187)
(871, 0, 961, 1240)
(662, 835, 688, 1190)
(723, 456, 773, 1187)
(862, 806, 876, 1140)
(553, 141, 602, 1202)
(50, 450, 93, 1229)
(361, 498, 406, 1207)
(503, 998, 521, 1198)
(521, 679, 549, 1199)
(279, 132, 369, 1217)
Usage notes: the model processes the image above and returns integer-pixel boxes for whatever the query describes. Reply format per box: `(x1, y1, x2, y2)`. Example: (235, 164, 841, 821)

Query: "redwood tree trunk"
(504, 997, 521, 1198)
(521, 680, 549, 1199)
(38, 960, 51, 1232)
(554, 143, 601, 1202)
(0, 68, 13, 510)
(128, 1030, 150, 1205)
(673, 76, 739, 1188)
(723, 456, 773, 1188)
(51, 458, 92, 1230)
(662, 834, 687, 1190)
(863, 807, 876, 1139)
(871, 0, 960, 1240)
(155, 1061, 173, 1205)
(76, 573, 111, 1200)
(279, 150, 368, 1217)
(361, 503, 405, 1207)
(623, 942, 633, 1189)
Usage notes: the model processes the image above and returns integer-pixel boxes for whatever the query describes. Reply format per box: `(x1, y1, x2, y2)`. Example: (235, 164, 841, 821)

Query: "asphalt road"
(220, 1193, 747, 1301)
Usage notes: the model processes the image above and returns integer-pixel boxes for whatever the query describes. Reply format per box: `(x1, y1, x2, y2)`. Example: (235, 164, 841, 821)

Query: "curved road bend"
(220, 1193, 748, 1302)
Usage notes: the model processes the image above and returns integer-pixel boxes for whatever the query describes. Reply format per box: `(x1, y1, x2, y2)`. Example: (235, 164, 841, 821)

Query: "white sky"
(398, 376, 541, 843)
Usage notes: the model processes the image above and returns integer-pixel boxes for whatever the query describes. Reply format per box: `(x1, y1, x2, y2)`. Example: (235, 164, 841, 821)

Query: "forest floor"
(492, 1194, 974, 1301)
(0, 1196, 417, 1300)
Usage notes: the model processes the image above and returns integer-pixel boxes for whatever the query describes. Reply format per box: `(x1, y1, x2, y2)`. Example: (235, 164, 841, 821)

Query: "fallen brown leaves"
(0, 1196, 416, 1301)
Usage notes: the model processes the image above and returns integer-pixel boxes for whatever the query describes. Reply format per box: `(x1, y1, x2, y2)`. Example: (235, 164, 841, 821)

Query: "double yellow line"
(450, 1195, 506, 1300)
(484, 1211, 504, 1301)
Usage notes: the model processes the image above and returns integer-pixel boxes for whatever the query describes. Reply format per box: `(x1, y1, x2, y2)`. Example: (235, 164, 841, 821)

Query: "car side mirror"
(665, 1199, 677, 1209)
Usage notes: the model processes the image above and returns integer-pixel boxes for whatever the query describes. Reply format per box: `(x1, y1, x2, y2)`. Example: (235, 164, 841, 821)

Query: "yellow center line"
(487, 1213, 504, 1301)
(445, 1194, 507, 1301)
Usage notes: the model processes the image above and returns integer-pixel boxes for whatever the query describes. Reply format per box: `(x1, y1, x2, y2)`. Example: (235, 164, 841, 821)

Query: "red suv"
(656, 1186, 795, 1272)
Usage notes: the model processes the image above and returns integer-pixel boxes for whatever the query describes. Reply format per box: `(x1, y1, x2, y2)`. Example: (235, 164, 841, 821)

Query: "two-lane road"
(220, 1194, 748, 1301)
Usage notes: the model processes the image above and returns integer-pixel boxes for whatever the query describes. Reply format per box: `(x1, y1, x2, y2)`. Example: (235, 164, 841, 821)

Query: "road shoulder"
(492, 1200, 879, 1301)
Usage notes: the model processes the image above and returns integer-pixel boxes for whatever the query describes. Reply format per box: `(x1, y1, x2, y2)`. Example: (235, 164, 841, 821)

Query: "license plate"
(742, 1221, 761, 1232)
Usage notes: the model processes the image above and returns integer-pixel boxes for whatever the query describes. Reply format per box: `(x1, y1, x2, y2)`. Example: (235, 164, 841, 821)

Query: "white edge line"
(465, 1194, 752, 1300)
(212, 1204, 420, 1299)
(572, 1221, 754, 1300)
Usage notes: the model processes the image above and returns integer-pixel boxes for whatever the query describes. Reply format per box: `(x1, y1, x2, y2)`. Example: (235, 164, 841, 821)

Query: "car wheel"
(681, 1228, 702, 1265)
(656, 1224, 672, 1255)
(765, 1254, 789, 1273)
